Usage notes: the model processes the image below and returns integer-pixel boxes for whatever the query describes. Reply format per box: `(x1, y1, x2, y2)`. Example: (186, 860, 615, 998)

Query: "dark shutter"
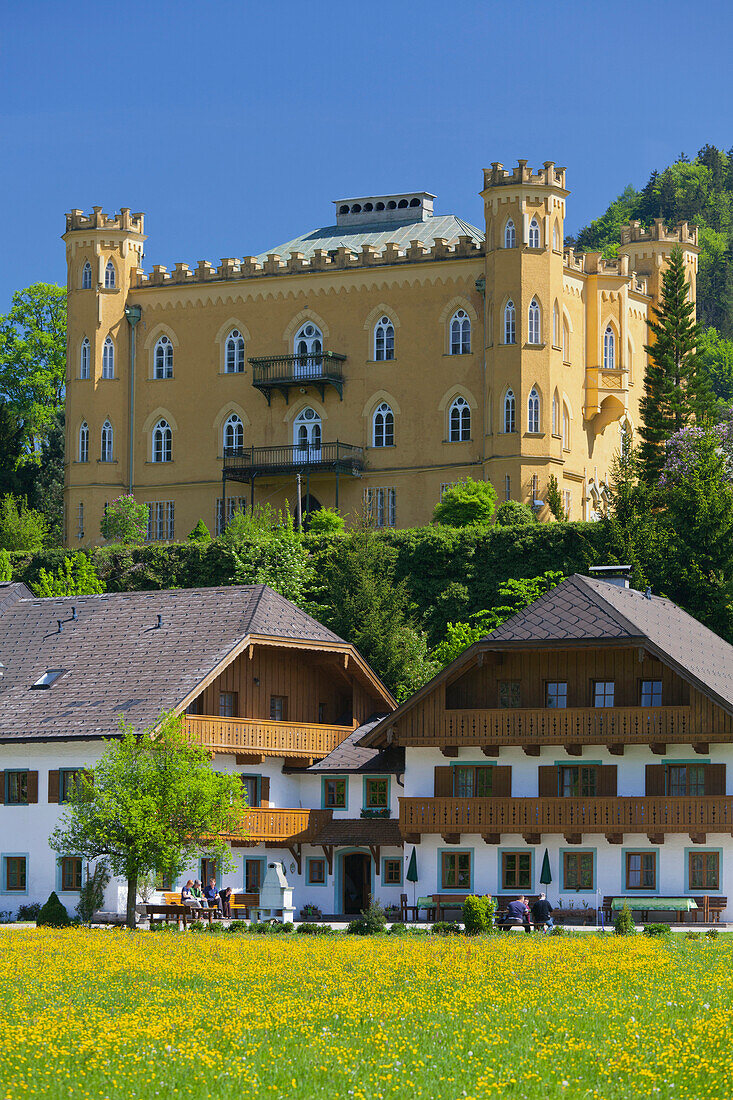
(0, 771, 4, 805)
(259, 776, 270, 806)
(434, 766, 453, 797)
(645, 764, 666, 796)
(596, 765, 617, 796)
(492, 766, 511, 797)
(26, 771, 39, 804)
(704, 763, 726, 795)
(538, 765, 558, 797)
(48, 770, 60, 803)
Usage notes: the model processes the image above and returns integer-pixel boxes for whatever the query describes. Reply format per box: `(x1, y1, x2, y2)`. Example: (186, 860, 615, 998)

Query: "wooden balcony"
(184, 715, 356, 762)
(227, 807, 333, 846)
(400, 796, 733, 842)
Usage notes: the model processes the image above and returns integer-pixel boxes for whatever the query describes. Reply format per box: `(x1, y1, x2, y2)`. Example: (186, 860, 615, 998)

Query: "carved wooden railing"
(184, 715, 356, 758)
(226, 807, 333, 845)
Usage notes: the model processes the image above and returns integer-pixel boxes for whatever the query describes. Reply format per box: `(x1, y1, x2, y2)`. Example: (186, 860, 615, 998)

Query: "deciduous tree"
(432, 477, 497, 527)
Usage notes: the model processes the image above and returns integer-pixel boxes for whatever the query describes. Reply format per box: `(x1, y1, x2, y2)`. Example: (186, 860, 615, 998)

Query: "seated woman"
(181, 880, 202, 907)
(191, 880, 204, 905)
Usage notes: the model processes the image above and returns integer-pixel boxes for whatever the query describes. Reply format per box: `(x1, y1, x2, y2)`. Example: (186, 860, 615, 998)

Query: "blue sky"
(1, 0, 732, 311)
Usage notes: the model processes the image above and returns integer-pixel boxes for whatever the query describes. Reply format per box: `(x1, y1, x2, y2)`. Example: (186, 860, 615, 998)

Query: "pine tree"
(639, 246, 712, 485)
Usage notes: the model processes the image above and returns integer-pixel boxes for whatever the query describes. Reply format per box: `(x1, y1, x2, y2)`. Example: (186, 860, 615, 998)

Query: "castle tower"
(618, 219, 699, 307)
(63, 208, 146, 542)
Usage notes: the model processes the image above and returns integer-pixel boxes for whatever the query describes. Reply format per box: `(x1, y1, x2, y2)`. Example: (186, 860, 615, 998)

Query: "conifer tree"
(639, 247, 712, 485)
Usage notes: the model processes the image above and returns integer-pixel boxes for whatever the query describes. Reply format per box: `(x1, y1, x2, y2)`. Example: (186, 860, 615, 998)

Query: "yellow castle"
(62, 159, 698, 544)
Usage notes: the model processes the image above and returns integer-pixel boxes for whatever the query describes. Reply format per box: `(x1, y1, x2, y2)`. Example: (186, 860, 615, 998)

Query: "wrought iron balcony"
(222, 442, 364, 482)
(249, 352, 347, 403)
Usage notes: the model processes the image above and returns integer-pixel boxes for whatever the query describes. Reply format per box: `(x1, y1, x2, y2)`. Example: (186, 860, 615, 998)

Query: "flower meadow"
(0, 930, 732, 1100)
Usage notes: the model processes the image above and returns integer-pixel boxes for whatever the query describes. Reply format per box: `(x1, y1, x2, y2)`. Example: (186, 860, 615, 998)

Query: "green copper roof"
(257, 214, 484, 262)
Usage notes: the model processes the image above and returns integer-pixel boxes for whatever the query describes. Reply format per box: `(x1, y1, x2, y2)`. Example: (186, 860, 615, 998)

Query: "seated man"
(203, 877, 221, 911)
(502, 895, 531, 934)
(219, 886, 233, 919)
(531, 892, 555, 931)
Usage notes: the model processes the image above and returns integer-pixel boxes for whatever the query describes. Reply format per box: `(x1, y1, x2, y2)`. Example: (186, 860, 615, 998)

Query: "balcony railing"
(400, 796, 733, 837)
(222, 442, 364, 481)
(249, 352, 347, 403)
(407, 705, 723, 749)
(227, 807, 333, 845)
(184, 714, 356, 760)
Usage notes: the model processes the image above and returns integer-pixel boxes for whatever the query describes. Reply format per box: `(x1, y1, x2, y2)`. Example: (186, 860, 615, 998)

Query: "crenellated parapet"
(65, 207, 145, 235)
(620, 219, 698, 248)
(483, 159, 567, 191)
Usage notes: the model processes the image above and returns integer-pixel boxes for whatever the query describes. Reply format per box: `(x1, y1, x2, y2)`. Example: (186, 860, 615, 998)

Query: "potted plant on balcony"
(300, 903, 322, 921)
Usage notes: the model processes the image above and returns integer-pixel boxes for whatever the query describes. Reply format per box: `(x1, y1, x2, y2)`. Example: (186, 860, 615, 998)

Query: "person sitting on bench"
(502, 896, 531, 934)
(531, 893, 554, 931)
(181, 880, 201, 908)
(203, 878, 221, 911)
(219, 886, 232, 918)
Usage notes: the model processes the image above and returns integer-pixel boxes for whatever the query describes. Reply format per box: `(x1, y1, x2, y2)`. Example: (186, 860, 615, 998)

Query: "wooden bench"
(601, 896, 728, 924)
(146, 904, 190, 928)
(158, 892, 220, 924)
(230, 892, 259, 918)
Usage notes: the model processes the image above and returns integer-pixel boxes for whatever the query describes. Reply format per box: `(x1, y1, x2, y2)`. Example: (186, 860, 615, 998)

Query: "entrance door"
(343, 852, 371, 915)
(294, 323, 323, 379)
(300, 494, 322, 530)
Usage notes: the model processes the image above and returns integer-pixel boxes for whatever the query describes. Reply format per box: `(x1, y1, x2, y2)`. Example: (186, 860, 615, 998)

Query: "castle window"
(503, 300, 516, 344)
(223, 413, 244, 453)
(450, 310, 471, 355)
(147, 501, 175, 542)
(102, 337, 114, 379)
(81, 261, 92, 290)
(563, 319, 570, 363)
(528, 218, 540, 248)
(100, 420, 113, 463)
(152, 419, 172, 463)
(552, 391, 559, 435)
(504, 474, 511, 501)
(374, 316, 395, 361)
(563, 403, 571, 450)
(104, 260, 116, 289)
(373, 402, 394, 448)
(528, 299, 541, 345)
(154, 336, 173, 379)
(293, 406, 321, 452)
(449, 396, 471, 442)
(527, 388, 540, 434)
(294, 323, 323, 377)
(80, 338, 90, 379)
(504, 219, 516, 249)
(553, 303, 559, 347)
(225, 330, 245, 373)
(78, 422, 89, 463)
(553, 222, 560, 251)
(604, 325, 615, 370)
(504, 390, 516, 434)
(365, 487, 396, 528)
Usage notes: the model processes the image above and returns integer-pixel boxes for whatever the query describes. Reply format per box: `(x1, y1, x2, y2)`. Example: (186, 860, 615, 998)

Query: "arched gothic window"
(552, 391, 559, 436)
(553, 302, 559, 347)
(294, 323, 323, 379)
(152, 419, 172, 463)
(374, 316, 395, 361)
(603, 325, 615, 370)
(104, 260, 116, 289)
(528, 218, 540, 248)
(154, 335, 173, 379)
(563, 318, 570, 362)
(225, 329, 245, 373)
(80, 338, 90, 379)
(373, 402, 395, 447)
(504, 390, 516, 434)
(81, 261, 92, 289)
(449, 396, 471, 442)
(293, 407, 322, 454)
(528, 299, 541, 345)
(450, 310, 471, 355)
(628, 339, 633, 383)
(528, 388, 540, 434)
(78, 422, 89, 463)
(100, 420, 113, 462)
(102, 336, 114, 378)
(504, 219, 516, 249)
(552, 222, 560, 251)
(223, 413, 244, 453)
(504, 300, 516, 344)
(563, 404, 571, 450)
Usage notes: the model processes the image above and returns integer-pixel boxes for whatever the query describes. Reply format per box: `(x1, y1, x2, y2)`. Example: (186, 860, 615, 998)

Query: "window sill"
(369, 444, 396, 450)
(443, 438, 473, 445)
(563, 360, 571, 367)
(524, 246, 546, 254)
(76, 376, 91, 382)
(145, 460, 175, 465)
(443, 352, 473, 357)
(525, 432, 546, 439)
(219, 370, 246, 376)
(149, 376, 174, 382)
(367, 359, 397, 365)
(99, 287, 120, 294)
(552, 433, 562, 440)
(552, 344, 562, 352)
(524, 343, 546, 350)
(72, 460, 90, 465)
(97, 459, 118, 464)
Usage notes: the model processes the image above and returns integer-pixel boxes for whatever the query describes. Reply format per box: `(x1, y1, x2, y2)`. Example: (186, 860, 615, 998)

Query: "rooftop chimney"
(588, 565, 632, 589)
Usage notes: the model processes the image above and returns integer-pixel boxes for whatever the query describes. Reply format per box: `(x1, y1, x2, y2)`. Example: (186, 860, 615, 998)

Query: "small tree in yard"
(0, 493, 48, 551)
(546, 474, 566, 522)
(76, 861, 111, 925)
(100, 495, 149, 544)
(432, 477, 497, 527)
(614, 903, 636, 935)
(494, 500, 535, 526)
(33, 552, 105, 596)
(307, 507, 345, 534)
(50, 715, 250, 929)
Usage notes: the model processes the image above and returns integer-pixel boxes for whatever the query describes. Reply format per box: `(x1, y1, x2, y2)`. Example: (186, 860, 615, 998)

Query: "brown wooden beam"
(522, 832, 541, 845)
(605, 833, 623, 845)
(650, 743, 666, 756)
(283, 756, 313, 769)
(287, 844, 302, 875)
(564, 744, 583, 757)
(441, 746, 458, 758)
(236, 753, 264, 765)
(523, 745, 541, 757)
(563, 833, 583, 845)
(608, 744, 625, 756)
(481, 833, 501, 845)
(321, 845, 333, 875)
(403, 834, 421, 845)
(368, 845, 381, 867)
(481, 745, 500, 757)
(689, 833, 707, 845)
(693, 743, 710, 755)
(647, 833, 664, 845)
(441, 833, 461, 844)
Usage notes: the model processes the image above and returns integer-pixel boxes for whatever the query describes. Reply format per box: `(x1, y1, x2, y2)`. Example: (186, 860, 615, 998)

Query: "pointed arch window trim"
(448, 396, 471, 442)
(504, 390, 516, 434)
(225, 329, 245, 373)
(104, 260, 116, 289)
(223, 413, 244, 453)
(504, 219, 516, 249)
(603, 324, 616, 370)
(80, 338, 90, 379)
(152, 419, 172, 463)
(293, 406, 322, 455)
(527, 388, 541, 434)
(102, 337, 114, 379)
(528, 217, 540, 249)
(373, 402, 395, 448)
(154, 335, 174, 379)
(449, 310, 471, 355)
(78, 422, 89, 463)
(81, 261, 92, 290)
(100, 420, 114, 463)
(374, 316, 395, 361)
(503, 300, 516, 345)
(528, 298, 541, 345)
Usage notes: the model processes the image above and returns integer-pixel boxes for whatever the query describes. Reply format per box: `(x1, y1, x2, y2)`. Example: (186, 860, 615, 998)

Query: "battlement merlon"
(481, 159, 568, 194)
(619, 218, 699, 251)
(64, 207, 146, 237)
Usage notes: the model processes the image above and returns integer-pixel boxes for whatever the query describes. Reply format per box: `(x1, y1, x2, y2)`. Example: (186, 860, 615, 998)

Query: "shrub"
(462, 895, 496, 935)
(76, 861, 110, 925)
(432, 478, 497, 527)
(0, 494, 48, 551)
(188, 520, 211, 543)
(17, 902, 41, 922)
(297, 923, 335, 935)
(33, 552, 104, 597)
(36, 892, 70, 928)
(347, 898, 387, 935)
(494, 501, 536, 527)
(546, 474, 566, 521)
(270, 921, 295, 934)
(100, 495, 149, 544)
(208, 921, 225, 933)
(705, 927, 719, 939)
(430, 921, 461, 936)
(307, 507, 345, 535)
(686, 930, 702, 940)
(188, 921, 206, 933)
(613, 903, 636, 935)
(549, 926, 566, 936)
(0, 548, 11, 581)
(388, 923, 408, 936)
(643, 923, 672, 937)
(226, 920, 247, 934)
(0, 910, 13, 923)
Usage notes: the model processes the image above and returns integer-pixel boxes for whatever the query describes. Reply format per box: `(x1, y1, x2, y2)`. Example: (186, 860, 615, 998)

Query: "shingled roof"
(306, 719, 404, 773)
(0, 584, 357, 743)
(311, 817, 402, 847)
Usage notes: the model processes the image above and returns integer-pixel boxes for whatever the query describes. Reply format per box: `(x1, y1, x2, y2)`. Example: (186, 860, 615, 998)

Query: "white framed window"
(531, 474, 540, 503)
(527, 388, 540, 433)
(78, 422, 89, 463)
(374, 316, 395, 361)
(294, 323, 323, 379)
(504, 219, 516, 248)
(216, 496, 246, 535)
(223, 413, 244, 453)
(504, 474, 511, 501)
(100, 420, 113, 462)
(293, 407, 322, 453)
(440, 482, 456, 499)
(628, 339, 634, 384)
(365, 487, 396, 528)
(503, 300, 516, 344)
(563, 404, 571, 449)
(450, 310, 471, 355)
(373, 402, 394, 447)
(147, 501, 175, 541)
(528, 298, 541, 344)
(76, 503, 84, 539)
(552, 392, 559, 436)
(449, 396, 471, 442)
(226, 329, 245, 373)
(562, 489, 572, 517)
(552, 222, 560, 251)
(80, 338, 90, 379)
(553, 303, 559, 347)
(104, 260, 116, 289)
(603, 325, 615, 370)
(528, 218, 540, 248)
(81, 261, 92, 289)
(563, 319, 570, 362)
(504, 390, 516, 433)
(152, 419, 172, 463)
(102, 337, 114, 378)
(154, 336, 173, 379)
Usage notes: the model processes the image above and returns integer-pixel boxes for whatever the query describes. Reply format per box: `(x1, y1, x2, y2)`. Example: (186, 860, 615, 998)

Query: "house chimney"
(588, 565, 632, 589)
